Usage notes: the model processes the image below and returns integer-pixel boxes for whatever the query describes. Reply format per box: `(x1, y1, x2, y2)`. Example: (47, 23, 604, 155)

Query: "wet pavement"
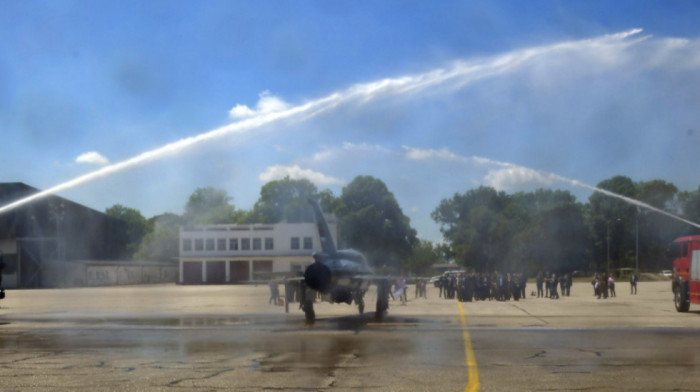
(2, 282, 700, 391)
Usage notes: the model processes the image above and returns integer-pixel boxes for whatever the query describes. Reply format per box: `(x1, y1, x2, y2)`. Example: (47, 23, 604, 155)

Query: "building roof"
(0, 182, 111, 218)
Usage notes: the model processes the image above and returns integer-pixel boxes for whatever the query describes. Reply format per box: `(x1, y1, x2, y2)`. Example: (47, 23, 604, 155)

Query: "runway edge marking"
(458, 302, 481, 392)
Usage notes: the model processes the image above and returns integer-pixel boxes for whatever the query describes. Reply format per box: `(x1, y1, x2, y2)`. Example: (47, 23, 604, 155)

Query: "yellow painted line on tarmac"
(458, 302, 480, 392)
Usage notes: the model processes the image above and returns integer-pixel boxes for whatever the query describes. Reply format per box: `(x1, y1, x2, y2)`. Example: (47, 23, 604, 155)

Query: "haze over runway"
(2, 281, 700, 391)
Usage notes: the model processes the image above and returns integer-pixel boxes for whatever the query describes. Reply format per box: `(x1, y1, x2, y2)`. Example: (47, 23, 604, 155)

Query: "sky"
(2, 0, 700, 242)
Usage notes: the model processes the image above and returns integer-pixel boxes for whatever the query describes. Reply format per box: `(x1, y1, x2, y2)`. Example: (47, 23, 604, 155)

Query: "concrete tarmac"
(1, 280, 700, 391)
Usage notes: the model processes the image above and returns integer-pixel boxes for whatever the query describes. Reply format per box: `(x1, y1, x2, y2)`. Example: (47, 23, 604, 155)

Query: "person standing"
(438, 275, 445, 298)
(536, 271, 544, 298)
(269, 280, 279, 305)
(630, 272, 638, 295)
(608, 274, 616, 297)
(550, 273, 559, 299)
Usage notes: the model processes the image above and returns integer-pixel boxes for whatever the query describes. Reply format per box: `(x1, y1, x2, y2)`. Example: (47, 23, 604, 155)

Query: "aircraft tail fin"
(308, 198, 337, 255)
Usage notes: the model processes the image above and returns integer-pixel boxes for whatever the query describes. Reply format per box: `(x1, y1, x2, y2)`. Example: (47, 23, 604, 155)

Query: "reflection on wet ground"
(1, 312, 448, 330)
(4, 282, 700, 391)
(0, 312, 466, 391)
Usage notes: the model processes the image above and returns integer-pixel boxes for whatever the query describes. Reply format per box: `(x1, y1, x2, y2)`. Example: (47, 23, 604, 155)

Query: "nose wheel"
(375, 280, 390, 321)
(355, 290, 365, 315)
(300, 282, 316, 325)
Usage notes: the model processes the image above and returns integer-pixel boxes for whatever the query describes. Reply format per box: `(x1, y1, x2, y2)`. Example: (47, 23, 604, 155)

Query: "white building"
(178, 216, 337, 284)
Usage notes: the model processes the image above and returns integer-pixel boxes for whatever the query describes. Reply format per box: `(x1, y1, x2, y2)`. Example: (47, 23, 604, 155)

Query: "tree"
(432, 187, 514, 272)
(585, 176, 638, 271)
(635, 180, 682, 271)
(678, 186, 700, 235)
(433, 187, 588, 274)
(318, 189, 338, 214)
(404, 239, 441, 276)
(337, 176, 417, 269)
(134, 213, 183, 263)
(184, 187, 239, 224)
(105, 204, 150, 259)
(251, 177, 319, 223)
(512, 190, 589, 274)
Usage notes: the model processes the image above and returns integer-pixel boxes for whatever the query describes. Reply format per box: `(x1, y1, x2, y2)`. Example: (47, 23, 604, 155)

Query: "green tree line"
(106, 174, 700, 276)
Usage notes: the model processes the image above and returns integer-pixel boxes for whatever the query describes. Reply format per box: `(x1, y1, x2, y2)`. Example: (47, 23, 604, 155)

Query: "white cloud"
(483, 167, 555, 191)
(229, 90, 290, 119)
(402, 146, 563, 191)
(75, 151, 109, 166)
(313, 142, 391, 161)
(259, 165, 345, 186)
(403, 146, 466, 162)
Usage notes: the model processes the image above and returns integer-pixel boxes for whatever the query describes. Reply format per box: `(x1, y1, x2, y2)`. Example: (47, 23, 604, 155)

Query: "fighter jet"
(294, 199, 391, 324)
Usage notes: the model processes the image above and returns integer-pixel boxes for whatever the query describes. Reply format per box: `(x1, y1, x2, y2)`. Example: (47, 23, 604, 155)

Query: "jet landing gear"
(375, 281, 390, 321)
(300, 282, 316, 325)
(354, 290, 365, 315)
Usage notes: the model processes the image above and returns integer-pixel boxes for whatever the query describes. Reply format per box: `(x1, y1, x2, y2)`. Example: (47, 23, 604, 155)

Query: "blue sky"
(2, 1, 700, 242)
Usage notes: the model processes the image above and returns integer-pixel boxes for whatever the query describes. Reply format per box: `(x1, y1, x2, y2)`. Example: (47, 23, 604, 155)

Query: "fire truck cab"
(670, 235, 700, 312)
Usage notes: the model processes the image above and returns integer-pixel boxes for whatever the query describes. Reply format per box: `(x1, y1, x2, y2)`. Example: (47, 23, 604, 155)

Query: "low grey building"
(0, 182, 128, 288)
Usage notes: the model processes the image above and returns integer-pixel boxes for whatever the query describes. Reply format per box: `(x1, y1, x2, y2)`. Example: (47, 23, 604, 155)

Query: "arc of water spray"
(406, 147, 700, 230)
(0, 29, 647, 215)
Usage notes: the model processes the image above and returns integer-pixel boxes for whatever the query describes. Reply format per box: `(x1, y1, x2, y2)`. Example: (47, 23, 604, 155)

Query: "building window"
(253, 238, 262, 250)
(229, 238, 239, 251)
(183, 239, 192, 251)
(291, 237, 300, 250)
(265, 237, 274, 250)
(195, 239, 204, 251)
(206, 239, 215, 251)
(241, 238, 250, 250)
(303, 237, 313, 250)
(252, 260, 273, 280)
(217, 238, 226, 251)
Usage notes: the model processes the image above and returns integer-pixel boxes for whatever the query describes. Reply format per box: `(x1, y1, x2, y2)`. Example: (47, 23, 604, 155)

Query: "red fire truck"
(671, 235, 700, 312)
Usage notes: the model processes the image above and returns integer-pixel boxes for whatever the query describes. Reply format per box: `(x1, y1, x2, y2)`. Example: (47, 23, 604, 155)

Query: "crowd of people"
(272, 268, 642, 308)
(436, 272, 530, 302)
(431, 270, 640, 303)
(432, 271, 582, 302)
(535, 271, 573, 299)
(592, 271, 639, 298)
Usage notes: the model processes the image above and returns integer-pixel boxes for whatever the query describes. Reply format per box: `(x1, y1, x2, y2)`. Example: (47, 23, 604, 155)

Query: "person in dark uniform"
(565, 272, 572, 296)
(630, 272, 638, 294)
(536, 271, 544, 298)
(550, 273, 559, 299)
(559, 273, 567, 296)
(465, 273, 475, 302)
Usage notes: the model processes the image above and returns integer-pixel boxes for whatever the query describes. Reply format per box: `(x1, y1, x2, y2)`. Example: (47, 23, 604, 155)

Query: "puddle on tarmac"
(0, 312, 451, 374)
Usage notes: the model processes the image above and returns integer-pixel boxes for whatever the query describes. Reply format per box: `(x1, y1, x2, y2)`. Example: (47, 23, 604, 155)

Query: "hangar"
(0, 182, 161, 288)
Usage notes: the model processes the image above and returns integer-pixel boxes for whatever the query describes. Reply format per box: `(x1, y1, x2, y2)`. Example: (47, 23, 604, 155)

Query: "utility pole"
(635, 207, 639, 273)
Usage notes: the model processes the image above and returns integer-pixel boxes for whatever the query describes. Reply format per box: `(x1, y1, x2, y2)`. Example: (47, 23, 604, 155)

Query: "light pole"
(606, 217, 621, 274)
(606, 226, 610, 274)
(49, 202, 65, 260)
(635, 207, 639, 274)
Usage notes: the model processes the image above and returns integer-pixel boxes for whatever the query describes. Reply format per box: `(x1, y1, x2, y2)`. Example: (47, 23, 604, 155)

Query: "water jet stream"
(1, 29, 648, 215)
(489, 157, 700, 229)
(406, 147, 700, 230)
